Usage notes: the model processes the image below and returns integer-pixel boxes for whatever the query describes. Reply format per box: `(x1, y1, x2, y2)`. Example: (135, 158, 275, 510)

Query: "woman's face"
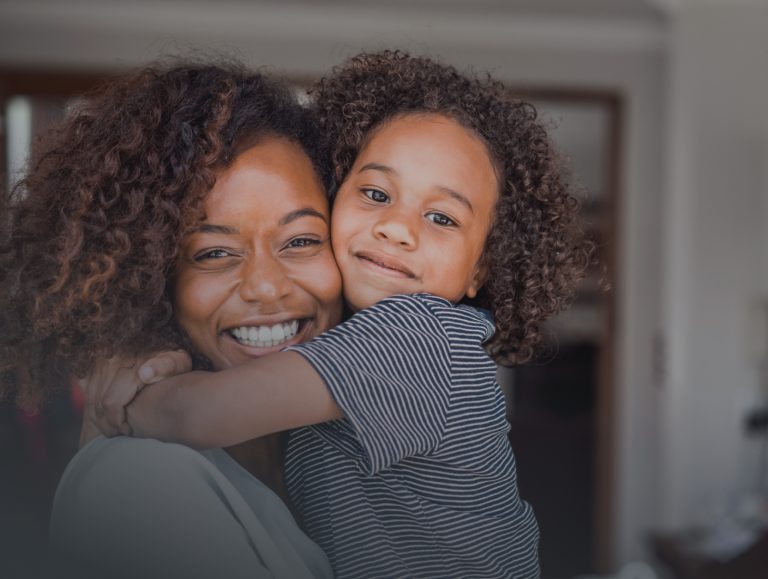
(174, 136, 343, 371)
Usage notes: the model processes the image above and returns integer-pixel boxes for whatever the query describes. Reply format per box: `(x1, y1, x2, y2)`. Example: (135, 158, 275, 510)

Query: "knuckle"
(108, 411, 124, 428)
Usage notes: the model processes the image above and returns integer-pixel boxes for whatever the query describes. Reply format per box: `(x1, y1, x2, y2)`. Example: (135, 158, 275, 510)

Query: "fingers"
(92, 399, 123, 438)
(102, 365, 142, 436)
(79, 356, 124, 438)
(78, 418, 103, 448)
(138, 350, 193, 384)
(79, 355, 142, 438)
(76, 350, 192, 440)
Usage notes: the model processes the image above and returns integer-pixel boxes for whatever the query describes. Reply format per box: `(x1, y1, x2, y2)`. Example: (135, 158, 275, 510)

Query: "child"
(122, 51, 591, 578)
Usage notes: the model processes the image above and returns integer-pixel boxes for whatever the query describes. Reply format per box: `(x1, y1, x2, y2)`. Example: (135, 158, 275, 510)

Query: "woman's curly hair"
(0, 61, 329, 407)
(311, 50, 593, 365)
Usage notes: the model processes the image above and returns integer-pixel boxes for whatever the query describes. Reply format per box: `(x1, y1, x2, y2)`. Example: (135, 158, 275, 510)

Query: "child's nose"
(372, 212, 417, 248)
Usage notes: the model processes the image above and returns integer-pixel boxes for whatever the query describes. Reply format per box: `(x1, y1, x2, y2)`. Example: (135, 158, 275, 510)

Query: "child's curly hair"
(311, 50, 593, 365)
(0, 61, 329, 407)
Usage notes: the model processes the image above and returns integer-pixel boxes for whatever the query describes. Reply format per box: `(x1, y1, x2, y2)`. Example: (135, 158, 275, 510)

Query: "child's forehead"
(352, 112, 501, 184)
(341, 113, 500, 215)
(359, 113, 486, 158)
(366, 111, 461, 138)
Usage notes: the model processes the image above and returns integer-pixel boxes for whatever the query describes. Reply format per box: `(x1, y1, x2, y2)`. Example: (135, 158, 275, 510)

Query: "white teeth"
(229, 320, 301, 348)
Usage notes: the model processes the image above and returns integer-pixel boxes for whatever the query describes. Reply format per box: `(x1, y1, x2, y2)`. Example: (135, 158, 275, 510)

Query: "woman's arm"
(127, 351, 342, 449)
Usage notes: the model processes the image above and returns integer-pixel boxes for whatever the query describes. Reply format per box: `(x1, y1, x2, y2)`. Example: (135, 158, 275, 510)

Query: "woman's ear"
(465, 260, 488, 299)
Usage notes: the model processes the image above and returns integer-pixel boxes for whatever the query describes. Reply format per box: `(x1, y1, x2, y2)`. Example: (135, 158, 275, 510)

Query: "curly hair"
(311, 50, 593, 365)
(0, 61, 329, 407)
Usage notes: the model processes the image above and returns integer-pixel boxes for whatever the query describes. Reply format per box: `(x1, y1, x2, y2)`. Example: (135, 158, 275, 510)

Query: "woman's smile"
(174, 136, 343, 371)
(220, 316, 314, 357)
(226, 320, 300, 349)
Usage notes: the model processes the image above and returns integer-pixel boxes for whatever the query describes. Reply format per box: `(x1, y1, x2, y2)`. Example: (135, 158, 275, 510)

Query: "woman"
(0, 63, 341, 578)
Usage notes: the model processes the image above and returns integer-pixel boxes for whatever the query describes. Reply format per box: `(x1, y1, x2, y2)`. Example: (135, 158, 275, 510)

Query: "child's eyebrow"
(358, 162, 395, 176)
(436, 186, 474, 214)
(279, 207, 328, 226)
(359, 163, 474, 214)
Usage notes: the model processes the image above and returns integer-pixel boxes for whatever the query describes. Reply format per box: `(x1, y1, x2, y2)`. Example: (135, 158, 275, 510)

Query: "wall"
(660, 3, 768, 532)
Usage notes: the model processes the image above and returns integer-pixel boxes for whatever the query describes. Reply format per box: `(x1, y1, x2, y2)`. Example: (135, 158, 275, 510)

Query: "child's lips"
(354, 250, 416, 278)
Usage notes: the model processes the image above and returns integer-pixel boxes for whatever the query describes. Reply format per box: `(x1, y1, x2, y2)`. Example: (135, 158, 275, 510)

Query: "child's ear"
(466, 261, 488, 299)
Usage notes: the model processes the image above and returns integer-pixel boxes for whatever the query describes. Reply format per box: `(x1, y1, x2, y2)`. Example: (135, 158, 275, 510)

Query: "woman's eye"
(194, 248, 233, 261)
(426, 212, 457, 227)
(286, 237, 321, 249)
(362, 188, 389, 203)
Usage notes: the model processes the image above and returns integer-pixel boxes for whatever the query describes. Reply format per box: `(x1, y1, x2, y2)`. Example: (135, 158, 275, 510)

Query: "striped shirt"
(286, 293, 540, 579)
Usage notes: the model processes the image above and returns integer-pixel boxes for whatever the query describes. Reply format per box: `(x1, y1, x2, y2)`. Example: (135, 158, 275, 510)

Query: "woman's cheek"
(173, 271, 223, 340)
(301, 253, 344, 328)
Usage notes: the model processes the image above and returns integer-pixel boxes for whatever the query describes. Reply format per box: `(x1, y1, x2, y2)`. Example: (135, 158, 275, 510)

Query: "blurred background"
(1, 1, 768, 578)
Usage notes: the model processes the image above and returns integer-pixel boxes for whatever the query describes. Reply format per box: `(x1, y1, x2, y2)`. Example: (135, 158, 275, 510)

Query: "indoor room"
(1, 1, 767, 578)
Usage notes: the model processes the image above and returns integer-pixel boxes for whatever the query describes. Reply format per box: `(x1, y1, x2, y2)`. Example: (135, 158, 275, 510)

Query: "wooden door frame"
(516, 86, 623, 573)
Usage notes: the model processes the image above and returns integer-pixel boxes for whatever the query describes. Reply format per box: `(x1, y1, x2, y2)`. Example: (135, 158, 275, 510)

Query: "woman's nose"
(238, 254, 292, 303)
(372, 211, 417, 248)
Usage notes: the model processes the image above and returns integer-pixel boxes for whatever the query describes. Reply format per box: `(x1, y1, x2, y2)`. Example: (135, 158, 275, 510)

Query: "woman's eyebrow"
(197, 223, 238, 234)
(279, 207, 328, 226)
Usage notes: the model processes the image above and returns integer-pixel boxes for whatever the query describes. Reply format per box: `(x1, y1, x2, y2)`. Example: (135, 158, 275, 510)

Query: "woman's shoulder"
(50, 437, 333, 579)
(62, 435, 206, 482)
(51, 436, 216, 526)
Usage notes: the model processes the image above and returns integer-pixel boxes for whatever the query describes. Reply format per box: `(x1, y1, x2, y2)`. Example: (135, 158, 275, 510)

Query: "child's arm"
(75, 350, 193, 444)
(126, 351, 342, 449)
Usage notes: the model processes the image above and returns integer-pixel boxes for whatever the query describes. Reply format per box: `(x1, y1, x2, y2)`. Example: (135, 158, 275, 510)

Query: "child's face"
(331, 113, 498, 311)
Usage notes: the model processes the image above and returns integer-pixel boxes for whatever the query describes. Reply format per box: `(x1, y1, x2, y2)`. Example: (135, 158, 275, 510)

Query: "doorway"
(501, 89, 622, 578)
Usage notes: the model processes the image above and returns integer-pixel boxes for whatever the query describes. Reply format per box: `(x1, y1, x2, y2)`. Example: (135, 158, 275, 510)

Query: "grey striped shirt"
(286, 293, 539, 578)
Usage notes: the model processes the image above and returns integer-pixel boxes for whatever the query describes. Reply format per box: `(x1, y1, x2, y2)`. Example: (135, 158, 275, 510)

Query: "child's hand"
(76, 350, 192, 444)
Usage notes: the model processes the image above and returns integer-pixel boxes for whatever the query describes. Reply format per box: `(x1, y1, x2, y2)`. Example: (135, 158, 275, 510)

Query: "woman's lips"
(221, 318, 311, 355)
(354, 251, 416, 278)
(228, 320, 299, 348)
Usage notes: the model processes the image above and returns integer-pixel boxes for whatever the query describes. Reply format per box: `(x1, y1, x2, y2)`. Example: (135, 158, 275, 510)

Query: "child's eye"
(362, 188, 389, 203)
(426, 212, 457, 227)
(194, 248, 235, 261)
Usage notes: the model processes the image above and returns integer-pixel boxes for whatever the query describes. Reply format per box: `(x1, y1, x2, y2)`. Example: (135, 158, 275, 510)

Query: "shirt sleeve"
(287, 294, 455, 475)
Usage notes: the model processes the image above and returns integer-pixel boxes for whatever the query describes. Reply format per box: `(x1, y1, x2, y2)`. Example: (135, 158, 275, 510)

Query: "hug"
(0, 51, 591, 578)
